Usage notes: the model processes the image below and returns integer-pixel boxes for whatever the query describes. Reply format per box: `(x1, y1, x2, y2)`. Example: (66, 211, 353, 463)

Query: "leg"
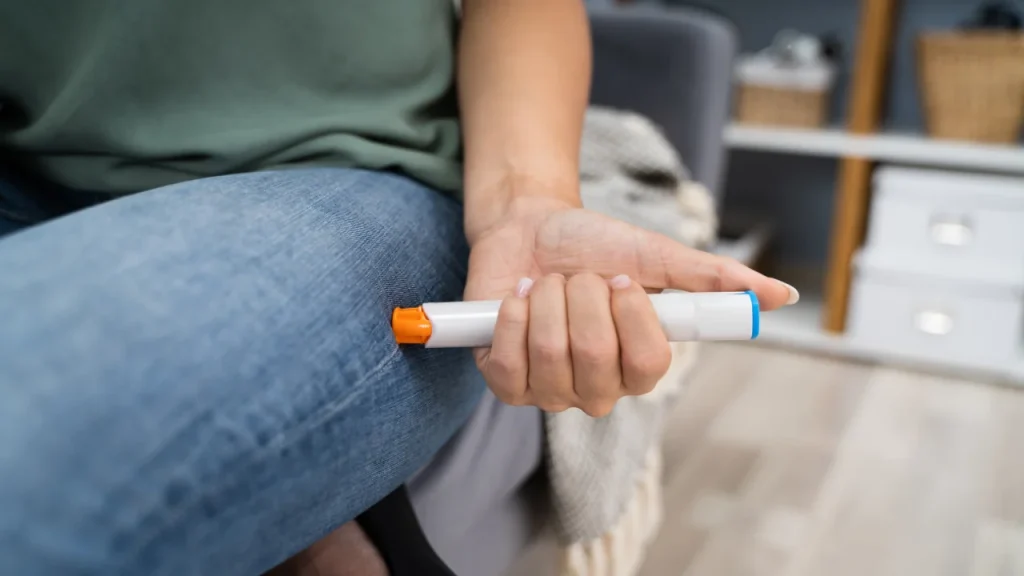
(0, 169, 485, 576)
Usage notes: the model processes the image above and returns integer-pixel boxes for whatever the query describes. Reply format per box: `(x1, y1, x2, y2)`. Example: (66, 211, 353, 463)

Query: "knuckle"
(499, 297, 529, 324)
(625, 347, 672, 389)
(532, 338, 569, 362)
(624, 377, 657, 396)
(650, 345, 674, 374)
(572, 337, 618, 366)
(566, 272, 604, 291)
(581, 399, 616, 419)
(688, 256, 732, 294)
(491, 386, 528, 406)
(573, 373, 621, 402)
(706, 258, 736, 293)
(487, 352, 522, 381)
(484, 364, 528, 405)
(539, 272, 567, 287)
(539, 402, 572, 414)
(528, 373, 575, 404)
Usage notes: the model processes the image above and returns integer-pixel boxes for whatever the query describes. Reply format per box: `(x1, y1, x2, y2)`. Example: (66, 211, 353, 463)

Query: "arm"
(458, 0, 591, 243)
(457, 0, 795, 416)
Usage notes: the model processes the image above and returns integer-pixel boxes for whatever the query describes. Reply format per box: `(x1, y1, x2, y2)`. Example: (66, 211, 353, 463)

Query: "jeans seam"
(265, 345, 402, 450)
(115, 345, 403, 568)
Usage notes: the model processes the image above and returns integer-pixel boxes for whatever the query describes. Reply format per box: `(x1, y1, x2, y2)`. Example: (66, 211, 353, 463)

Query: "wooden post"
(822, 0, 899, 333)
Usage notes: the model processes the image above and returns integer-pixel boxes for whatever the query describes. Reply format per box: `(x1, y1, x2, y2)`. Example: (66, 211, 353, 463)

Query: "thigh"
(0, 168, 485, 576)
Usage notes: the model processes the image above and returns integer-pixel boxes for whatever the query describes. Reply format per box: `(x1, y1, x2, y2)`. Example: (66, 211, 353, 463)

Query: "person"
(0, 0, 798, 574)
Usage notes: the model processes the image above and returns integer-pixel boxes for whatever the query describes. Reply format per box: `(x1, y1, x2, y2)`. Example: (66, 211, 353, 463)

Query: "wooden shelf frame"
(822, 0, 901, 333)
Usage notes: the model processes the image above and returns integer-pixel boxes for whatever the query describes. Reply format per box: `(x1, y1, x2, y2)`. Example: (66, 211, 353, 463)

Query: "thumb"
(627, 228, 797, 311)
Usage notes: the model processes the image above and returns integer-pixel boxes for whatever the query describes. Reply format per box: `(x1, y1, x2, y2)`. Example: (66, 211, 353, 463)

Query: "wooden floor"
(511, 343, 1024, 575)
(642, 343, 1024, 576)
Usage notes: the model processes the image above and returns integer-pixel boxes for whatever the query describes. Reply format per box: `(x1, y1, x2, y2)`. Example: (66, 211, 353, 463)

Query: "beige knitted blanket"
(549, 107, 717, 576)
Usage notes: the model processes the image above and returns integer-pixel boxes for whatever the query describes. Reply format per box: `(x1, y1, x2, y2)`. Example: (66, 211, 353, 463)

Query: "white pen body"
(420, 291, 759, 348)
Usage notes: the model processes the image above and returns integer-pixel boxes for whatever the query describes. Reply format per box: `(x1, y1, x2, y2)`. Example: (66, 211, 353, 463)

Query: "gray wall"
(665, 0, 1024, 129)
(659, 0, 1023, 265)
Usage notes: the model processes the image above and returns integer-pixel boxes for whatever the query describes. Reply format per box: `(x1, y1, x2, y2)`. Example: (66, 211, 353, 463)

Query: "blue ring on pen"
(745, 290, 760, 340)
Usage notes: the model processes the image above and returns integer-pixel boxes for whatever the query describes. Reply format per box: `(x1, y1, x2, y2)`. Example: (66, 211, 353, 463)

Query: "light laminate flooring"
(512, 343, 1024, 576)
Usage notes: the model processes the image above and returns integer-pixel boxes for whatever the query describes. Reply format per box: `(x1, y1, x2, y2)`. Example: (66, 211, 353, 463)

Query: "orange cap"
(391, 306, 433, 345)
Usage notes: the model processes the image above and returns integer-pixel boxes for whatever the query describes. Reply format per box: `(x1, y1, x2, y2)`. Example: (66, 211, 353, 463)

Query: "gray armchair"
(590, 7, 738, 201)
(408, 7, 739, 576)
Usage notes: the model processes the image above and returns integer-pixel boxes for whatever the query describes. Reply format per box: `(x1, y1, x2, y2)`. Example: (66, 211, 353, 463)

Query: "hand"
(464, 196, 797, 417)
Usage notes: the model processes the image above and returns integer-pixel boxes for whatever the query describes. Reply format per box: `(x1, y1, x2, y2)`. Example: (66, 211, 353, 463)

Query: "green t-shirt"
(0, 0, 462, 196)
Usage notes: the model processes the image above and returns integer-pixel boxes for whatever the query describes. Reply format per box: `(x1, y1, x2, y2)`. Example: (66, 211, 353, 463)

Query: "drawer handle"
(929, 215, 973, 247)
(915, 310, 954, 336)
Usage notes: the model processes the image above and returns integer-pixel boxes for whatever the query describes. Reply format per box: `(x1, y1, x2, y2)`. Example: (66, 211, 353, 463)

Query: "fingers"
(532, 213, 798, 311)
(527, 274, 576, 412)
(610, 275, 672, 396)
(534, 214, 795, 311)
(476, 278, 532, 406)
(567, 273, 620, 418)
(481, 273, 666, 418)
(639, 229, 797, 311)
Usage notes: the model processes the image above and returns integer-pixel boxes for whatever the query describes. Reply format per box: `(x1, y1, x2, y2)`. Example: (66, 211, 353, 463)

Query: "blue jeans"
(0, 168, 486, 575)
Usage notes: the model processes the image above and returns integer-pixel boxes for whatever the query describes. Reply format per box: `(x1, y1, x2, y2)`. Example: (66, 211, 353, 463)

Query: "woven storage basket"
(734, 54, 835, 129)
(735, 84, 829, 128)
(917, 32, 1024, 143)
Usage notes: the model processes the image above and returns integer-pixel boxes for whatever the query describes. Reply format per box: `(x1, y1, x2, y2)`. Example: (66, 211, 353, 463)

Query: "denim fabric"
(0, 168, 486, 575)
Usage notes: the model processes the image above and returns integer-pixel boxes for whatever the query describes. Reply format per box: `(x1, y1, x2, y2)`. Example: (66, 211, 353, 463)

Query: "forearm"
(458, 0, 591, 243)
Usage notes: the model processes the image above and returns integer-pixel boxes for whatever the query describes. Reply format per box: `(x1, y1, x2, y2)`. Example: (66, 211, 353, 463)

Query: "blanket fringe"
(559, 447, 664, 576)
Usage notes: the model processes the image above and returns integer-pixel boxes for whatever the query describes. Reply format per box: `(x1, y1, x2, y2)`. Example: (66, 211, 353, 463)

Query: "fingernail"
(515, 277, 534, 298)
(779, 281, 800, 305)
(609, 274, 632, 290)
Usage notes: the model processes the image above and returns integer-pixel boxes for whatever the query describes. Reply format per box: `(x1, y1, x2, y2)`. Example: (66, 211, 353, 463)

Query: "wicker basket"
(917, 32, 1024, 143)
(735, 84, 829, 128)
(734, 53, 835, 129)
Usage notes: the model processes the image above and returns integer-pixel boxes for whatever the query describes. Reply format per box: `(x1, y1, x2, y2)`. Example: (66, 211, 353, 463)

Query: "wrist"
(464, 170, 581, 245)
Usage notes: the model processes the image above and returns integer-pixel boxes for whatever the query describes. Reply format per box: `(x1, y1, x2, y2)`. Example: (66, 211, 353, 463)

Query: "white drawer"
(867, 167, 1024, 281)
(848, 272, 1023, 367)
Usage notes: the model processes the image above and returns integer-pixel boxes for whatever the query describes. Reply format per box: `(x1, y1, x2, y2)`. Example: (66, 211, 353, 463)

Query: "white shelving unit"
(724, 123, 1024, 383)
(726, 124, 1024, 176)
(761, 289, 1024, 383)
(760, 290, 1024, 382)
